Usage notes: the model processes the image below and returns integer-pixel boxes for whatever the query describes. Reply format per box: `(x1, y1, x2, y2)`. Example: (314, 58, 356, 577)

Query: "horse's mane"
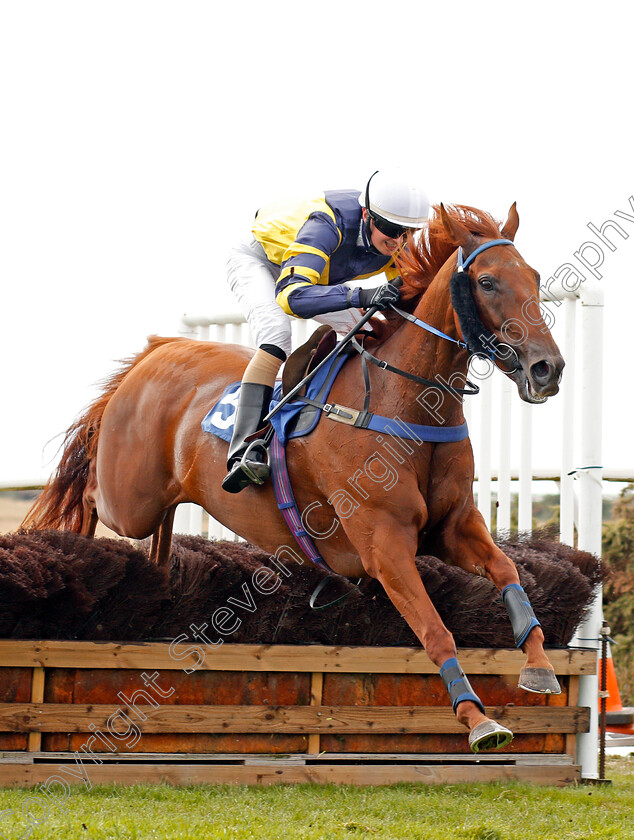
(364, 204, 505, 345)
(21, 335, 184, 532)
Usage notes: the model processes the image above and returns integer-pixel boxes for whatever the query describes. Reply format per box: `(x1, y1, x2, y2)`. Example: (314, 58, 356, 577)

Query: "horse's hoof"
(518, 667, 561, 694)
(469, 720, 513, 753)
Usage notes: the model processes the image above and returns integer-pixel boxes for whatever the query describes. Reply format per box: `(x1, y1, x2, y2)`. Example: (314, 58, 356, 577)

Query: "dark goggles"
(370, 212, 410, 240)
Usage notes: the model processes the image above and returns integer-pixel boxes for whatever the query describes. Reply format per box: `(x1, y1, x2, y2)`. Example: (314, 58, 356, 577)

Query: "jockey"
(222, 169, 430, 493)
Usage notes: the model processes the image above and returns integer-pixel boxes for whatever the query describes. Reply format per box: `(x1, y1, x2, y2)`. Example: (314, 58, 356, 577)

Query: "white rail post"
(173, 503, 203, 536)
(517, 401, 533, 533)
(572, 280, 604, 780)
(496, 376, 513, 533)
(559, 297, 577, 546)
(477, 373, 493, 528)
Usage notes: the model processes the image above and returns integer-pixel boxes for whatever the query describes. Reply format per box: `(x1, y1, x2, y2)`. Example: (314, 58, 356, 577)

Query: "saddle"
(282, 324, 338, 396)
(241, 327, 340, 447)
(266, 325, 342, 441)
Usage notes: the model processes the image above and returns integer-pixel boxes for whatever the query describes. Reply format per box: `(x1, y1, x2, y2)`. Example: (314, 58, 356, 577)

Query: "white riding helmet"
(360, 169, 430, 229)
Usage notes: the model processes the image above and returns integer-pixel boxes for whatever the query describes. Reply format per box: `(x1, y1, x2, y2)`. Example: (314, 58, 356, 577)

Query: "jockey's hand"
(358, 281, 401, 311)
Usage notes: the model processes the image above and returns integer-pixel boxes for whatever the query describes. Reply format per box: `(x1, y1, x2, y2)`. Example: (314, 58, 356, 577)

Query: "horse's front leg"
(340, 508, 513, 752)
(435, 506, 561, 695)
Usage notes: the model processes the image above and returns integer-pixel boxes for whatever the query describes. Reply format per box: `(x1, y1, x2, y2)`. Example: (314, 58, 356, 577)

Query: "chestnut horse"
(23, 203, 565, 752)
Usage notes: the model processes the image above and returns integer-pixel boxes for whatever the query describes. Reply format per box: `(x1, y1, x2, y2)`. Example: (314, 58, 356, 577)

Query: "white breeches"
(226, 236, 363, 358)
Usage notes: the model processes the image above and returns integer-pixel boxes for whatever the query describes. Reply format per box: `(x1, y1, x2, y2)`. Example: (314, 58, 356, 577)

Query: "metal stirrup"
(237, 440, 270, 485)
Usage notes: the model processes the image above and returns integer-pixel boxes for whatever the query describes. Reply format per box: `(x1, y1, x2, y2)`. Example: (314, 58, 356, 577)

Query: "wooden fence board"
(0, 762, 581, 787)
(0, 641, 597, 675)
(0, 703, 590, 735)
(27, 667, 45, 752)
(0, 750, 578, 764)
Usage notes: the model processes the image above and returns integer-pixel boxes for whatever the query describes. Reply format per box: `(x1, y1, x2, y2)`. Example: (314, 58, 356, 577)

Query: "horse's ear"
(501, 202, 520, 241)
(440, 203, 478, 251)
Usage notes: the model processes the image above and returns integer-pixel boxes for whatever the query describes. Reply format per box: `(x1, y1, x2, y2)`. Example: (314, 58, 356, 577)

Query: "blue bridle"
(390, 236, 522, 378)
(452, 238, 522, 373)
(456, 238, 515, 272)
(390, 238, 518, 354)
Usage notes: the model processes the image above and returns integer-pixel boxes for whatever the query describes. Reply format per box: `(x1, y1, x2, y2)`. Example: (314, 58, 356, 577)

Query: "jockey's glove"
(357, 281, 401, 311)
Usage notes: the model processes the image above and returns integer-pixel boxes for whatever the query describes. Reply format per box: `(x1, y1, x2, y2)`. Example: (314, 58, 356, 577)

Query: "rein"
(350, 336, 480, 398)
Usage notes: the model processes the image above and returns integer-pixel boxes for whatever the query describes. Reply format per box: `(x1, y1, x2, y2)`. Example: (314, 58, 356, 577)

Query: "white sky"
(1, 0, 633, 488)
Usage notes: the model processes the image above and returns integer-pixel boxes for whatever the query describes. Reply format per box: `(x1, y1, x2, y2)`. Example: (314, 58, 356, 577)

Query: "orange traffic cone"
(600, 648, 634, 735)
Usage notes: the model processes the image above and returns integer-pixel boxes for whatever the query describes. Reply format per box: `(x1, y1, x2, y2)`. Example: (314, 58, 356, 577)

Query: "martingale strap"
(269, 433, 333, 572)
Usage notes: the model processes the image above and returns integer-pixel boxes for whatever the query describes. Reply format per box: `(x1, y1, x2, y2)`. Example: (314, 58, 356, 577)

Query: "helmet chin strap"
(362, 213, 383, 255)
(362, 170, 384, 255)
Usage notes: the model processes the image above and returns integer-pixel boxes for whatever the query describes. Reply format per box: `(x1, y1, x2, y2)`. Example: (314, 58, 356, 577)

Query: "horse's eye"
(478, 276, 495, 292)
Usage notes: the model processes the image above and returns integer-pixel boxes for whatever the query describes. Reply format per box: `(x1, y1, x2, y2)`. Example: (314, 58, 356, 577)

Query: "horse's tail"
(21, 335, 184, 532)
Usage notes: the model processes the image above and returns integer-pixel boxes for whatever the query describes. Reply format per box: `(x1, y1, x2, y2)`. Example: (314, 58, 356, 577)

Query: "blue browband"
(457, 239, 515, 272)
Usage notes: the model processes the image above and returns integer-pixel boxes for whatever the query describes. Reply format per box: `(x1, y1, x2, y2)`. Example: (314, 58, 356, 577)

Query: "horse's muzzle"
(530, 357, 564, 392)
(512, 353, 565, 404)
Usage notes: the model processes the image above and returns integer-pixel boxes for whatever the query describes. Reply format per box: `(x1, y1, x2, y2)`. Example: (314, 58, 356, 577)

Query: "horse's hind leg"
(149, 505, 176, 569)
(81, 507, 98, 538)
(80, 462, 99, 537)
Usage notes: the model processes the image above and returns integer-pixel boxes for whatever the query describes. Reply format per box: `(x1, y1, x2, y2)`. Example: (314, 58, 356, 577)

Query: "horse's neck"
(380, 266, 467, 425)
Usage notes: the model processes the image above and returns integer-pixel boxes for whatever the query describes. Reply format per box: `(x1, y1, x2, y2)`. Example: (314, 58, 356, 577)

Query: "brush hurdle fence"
(0, 278, 613, 785)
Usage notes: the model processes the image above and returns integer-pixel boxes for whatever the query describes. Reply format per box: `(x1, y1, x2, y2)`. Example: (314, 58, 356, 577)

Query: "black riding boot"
(221, 382, 273, 494)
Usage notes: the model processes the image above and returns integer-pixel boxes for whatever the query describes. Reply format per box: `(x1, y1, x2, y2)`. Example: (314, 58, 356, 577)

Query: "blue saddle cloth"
(201, 353, 349, 446)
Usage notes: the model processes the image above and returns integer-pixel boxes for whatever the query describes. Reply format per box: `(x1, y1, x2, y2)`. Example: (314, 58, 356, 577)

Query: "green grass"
(1, 758, 633, 839)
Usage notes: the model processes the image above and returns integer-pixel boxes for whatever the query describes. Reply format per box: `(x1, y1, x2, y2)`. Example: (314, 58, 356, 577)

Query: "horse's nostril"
(531, 360, 552, 384)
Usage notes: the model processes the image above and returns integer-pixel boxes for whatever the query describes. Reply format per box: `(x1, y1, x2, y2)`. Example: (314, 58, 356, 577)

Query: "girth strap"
(295, 392, 469, 442)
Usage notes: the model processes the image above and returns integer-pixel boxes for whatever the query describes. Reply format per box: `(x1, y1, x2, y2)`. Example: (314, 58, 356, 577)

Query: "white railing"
(177, 278, 606, 778)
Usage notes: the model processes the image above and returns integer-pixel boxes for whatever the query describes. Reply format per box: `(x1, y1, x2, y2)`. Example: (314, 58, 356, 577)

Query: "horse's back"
(120, 336, 252, 392)
(91, 337, 252, 537)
